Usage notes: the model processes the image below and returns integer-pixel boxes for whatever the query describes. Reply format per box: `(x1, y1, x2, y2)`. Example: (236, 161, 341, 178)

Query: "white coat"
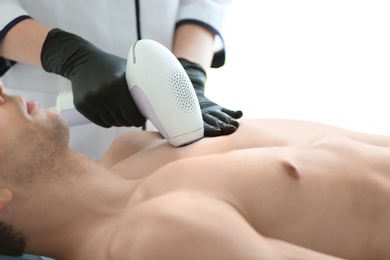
(0, 0, 231, 160)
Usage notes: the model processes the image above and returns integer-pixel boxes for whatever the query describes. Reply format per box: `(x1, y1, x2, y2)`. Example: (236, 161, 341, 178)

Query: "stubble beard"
(1, 113, 75, 186)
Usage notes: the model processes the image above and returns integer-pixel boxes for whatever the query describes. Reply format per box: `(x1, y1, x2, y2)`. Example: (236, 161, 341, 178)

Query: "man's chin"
(54, 115, 70, 140)
(41, 109, 71, 144)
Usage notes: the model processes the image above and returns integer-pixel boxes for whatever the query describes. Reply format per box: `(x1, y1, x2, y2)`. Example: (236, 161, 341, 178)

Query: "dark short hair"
(0, 222, 26, 256)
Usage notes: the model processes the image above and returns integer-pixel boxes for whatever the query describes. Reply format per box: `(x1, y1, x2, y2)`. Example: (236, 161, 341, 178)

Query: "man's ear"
(0, 188, 13, 211)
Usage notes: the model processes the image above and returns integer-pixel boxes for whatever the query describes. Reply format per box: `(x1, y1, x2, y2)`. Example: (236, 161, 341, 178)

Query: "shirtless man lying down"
(0, 86, 389, 260)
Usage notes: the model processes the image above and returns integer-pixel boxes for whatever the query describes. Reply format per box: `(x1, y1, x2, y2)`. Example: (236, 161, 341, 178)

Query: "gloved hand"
(41, 28, 146, 128)
(178, 58, 243, 137)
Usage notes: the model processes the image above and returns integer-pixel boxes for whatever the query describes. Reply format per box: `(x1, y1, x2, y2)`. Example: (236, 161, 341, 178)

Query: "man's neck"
(8, 150, 138, 259)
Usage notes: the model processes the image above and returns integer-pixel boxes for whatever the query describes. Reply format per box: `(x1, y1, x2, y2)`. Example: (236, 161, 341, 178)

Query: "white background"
(207, 0, 390, 134)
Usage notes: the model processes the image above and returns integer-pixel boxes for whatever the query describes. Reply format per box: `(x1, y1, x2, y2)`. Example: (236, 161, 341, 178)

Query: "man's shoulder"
(107, 191, 239, 259)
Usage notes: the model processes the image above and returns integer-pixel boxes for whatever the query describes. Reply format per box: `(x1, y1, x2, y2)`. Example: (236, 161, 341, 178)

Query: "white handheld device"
(56, 39, 204, 147)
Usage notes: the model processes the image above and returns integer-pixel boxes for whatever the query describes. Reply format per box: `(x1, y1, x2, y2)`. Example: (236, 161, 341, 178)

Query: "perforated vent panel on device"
(168, 65, 198, 114)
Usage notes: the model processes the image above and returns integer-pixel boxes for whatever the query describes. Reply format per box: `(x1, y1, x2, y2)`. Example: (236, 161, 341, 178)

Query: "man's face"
(0, 86, 69, 185)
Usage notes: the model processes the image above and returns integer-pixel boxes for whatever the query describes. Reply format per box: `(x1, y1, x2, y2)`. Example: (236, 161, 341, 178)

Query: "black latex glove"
(178, 58, 243, 137)
(41, 28, 146, 128)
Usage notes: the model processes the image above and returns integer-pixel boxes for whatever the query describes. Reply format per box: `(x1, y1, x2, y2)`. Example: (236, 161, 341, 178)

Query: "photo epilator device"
(126, 40, 204, 147)
(56, 39, 204, 147)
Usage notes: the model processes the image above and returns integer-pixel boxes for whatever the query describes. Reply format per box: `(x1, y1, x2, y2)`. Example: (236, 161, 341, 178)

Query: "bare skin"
(1, 87, 389, 259)
(0, 19, 50, 67)
(173, 23, 215, 70)
(97, 119, 390, 260)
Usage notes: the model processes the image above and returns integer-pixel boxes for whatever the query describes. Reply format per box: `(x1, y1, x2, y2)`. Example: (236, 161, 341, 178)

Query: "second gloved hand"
(41, 28, 146, 128)
(178, 58, 243, 137)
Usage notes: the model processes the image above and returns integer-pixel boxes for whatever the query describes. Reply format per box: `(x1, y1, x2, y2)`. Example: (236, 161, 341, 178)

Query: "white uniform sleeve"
(177, 0, 231, 34)
(0, 0, 30, 40)
(177, 0, 232, 67)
